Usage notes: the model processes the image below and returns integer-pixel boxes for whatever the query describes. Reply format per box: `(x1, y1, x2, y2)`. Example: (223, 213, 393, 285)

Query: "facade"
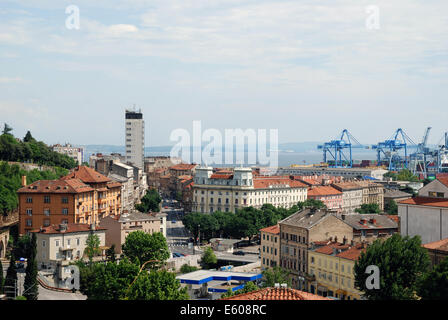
(125, 109, 145, 170)
(192, 167, 307, 213)
(278, 208, 354, 291)
(169, 163, 197, 178)
(422, 238, 448, 268)
(260, 225, 280, 269)
(18, 166, 122, 236)
(276, 166, 388, 180)
(52, 143, 84, 164)
(33, 223, 106, 269)
(331, 182, 363, 214)
(398, 178, 448, 244)
(307, 186, 343, 212)
(308, 241, 365, 300)
(99, 210, 161, 253)
(355, 181, 384, 211)
(18, 178, 95, 235)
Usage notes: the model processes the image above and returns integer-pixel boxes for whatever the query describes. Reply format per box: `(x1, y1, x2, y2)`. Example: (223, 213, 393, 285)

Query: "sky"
(1, 0, 448, 148)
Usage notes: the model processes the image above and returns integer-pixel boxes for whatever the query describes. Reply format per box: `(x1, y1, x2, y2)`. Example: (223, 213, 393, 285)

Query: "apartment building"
(33, 223, 106, 270)
(331, 182, 364, 214)
(99, 210, 162, 253)
(399, 177, 448, 244)
(307, 186, 343, 212)
(18, 178, 96, 235)
(168, 163, 197, 178)
(355, 181, 384, 211)
(125, 109, 145, 170)
(192, 167, 307, 213)
(52, 143, 84, 165)
(61, 166, 122, 219)
(260, 225, 280, 269)
(278, 208, 354, 291)
(339, 214, 398, 243)
(308, 241, 365, 300)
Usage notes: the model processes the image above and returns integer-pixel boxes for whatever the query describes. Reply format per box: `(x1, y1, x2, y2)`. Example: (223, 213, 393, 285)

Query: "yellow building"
(260, 225, 280, 269)
(308, 241, 365, 300)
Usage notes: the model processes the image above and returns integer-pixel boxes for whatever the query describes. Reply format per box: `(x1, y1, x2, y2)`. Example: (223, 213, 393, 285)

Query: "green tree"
(23, 233, 38, 300)
(135, 189, 162, 213)
(2, 123, 13, 135)
(4, 251, 17, 298)
(354, 234, 429, 300)
(84, 233, 101, 263)
(418, 257, 448, 299)
(180, 264, 199, 274)
(106, 244, 116, 263)
(355, 203, 381, 214)
(221, 281, 259, 298)
(85, 259, 139, 300)
(384, 199, 398, 215)
(261, 266, 291, 288)
(200, 247, 217, 269)
(126, 269, 189, 300)
(23, 131, 35, 143)
(397, 169, 419, 182)
(122, 231, 170, 268)
(297, 199, 326, 210)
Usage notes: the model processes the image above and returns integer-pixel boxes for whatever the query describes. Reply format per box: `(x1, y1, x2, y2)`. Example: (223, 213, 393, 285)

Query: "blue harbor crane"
(317, 129, 366, 168)
(410, 127, 432, 178)
(372, 128, 417, 171)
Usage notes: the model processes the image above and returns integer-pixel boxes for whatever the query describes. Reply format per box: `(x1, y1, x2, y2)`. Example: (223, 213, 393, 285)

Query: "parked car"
(233, 251, 245, 256)
(172, 252, 181, 258)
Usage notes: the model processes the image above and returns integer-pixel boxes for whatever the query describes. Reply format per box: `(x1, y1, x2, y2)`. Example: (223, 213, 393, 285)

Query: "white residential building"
(125, 109, 145, 170)
(52, 144, 84, 164)
(192, 167, 308, 213)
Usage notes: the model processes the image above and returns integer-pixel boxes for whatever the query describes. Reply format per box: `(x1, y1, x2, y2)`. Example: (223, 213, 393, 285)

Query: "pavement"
(38, 285, 87, 300)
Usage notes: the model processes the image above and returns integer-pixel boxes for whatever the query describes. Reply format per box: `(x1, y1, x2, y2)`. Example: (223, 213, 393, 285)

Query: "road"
(38, 285, 87, 300)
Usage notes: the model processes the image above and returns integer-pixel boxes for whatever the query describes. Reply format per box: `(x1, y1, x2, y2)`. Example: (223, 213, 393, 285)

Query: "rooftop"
(279, 208, 331, 229)
(399, 196, 448, 208)
(62, 166, 111, 184)
(18, 178, 93, 194)
(422, 238, 448, 252)
(253, 176, 307, 189)
(331, 182, 363, 191)
(340, 214, 398, 230)
(169, 163, 197, 171)
(384, 189, 413, 199)
(176, 270, 261, 285)
(260, 225, 280, 235)
(119, 210, 160, 222)
(220, 287, 332, 300)
(32, 223, 106, 234)
(307, 185, 342, 197)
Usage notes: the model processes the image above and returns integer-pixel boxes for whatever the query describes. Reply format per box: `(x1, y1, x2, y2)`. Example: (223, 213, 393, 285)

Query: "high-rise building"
(125, 109, 145, 170)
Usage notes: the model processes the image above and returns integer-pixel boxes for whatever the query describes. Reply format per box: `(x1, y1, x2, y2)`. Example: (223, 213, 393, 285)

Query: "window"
(62, 208, 69, 215)
(26, 208, 32, 216)
(43, 219, 50, 227)
(62, 197, 68, 204)
(42, 240, 46, 247)
(26, 219, 32, 227)
(61, 219, 68, 224)
(26, 197, 32, 203)
(44, 208, 50, 216)
(56, 240, 60, 247)
(44, 196, 51, 203)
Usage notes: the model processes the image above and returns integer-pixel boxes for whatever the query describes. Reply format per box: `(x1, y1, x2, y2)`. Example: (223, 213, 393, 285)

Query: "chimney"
(350, 239, 355, 246)
(280, 283, 287, 289)
(370, 218, 376, 224)
(341, 214, 346, 220)
(342, 236, 347, 245)
(21, 175, 27, 187)
(334, 236, 338, 243)
(274, 283, 280, 288)
(59, 224, 67, 232)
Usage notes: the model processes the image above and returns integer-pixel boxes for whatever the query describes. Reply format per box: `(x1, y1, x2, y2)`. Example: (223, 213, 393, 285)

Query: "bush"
(180, 264, 199, 274)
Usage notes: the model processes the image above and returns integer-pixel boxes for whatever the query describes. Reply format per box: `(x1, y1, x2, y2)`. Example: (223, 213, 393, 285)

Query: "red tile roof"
(437, 177, 448, 188)
(260, 225, 280, 234)
(17, 179, 93, 194)
(335, 244, 365, 261)
(399, 196, 448, 208)
(422, 238, 448, 252)
(32, 223, 106, 234)
(307, 186, 342, 197)
(253, 176, 307, 189)
(314, 242, 350, 255)
(169, 163, 197, 171)
(220, 287, 332, 300)
(210, 174, 233, 179)
(62, 166, 111, 184)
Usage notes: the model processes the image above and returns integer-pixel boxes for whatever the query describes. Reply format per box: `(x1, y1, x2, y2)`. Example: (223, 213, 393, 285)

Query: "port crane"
(318, 129, 366, 168)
